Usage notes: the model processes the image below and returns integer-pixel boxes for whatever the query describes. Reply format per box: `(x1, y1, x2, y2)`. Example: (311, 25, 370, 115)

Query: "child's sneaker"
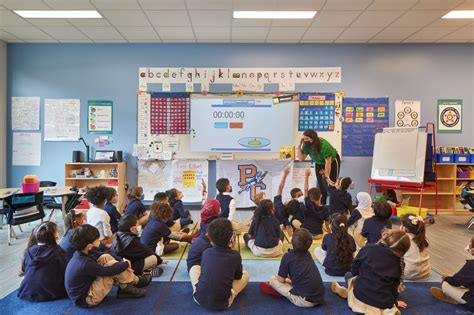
(149, 267, 164, 278)
(430, 287, 459, 304)
(259, 282, 282, 297)
(136, 273, 152, 287)
(117, 285, 146, 299)
(331, 281, 348, 299)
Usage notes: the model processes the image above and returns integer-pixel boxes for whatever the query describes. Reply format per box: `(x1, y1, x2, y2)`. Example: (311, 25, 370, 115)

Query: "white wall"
(0, 40, 6, 188)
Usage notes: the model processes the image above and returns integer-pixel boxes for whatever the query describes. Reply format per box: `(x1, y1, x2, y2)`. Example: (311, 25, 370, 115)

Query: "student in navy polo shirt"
(215, 177, 240, 226)
(314, 213, 356, 276)
(361, 200, 393, 244)
(243, 199, 284, 258)
(124, 186, 148, 226)
(431, 236, 474, 312)
(326, 177, 353, 215)
(187, 223, 212, 273)
(18, 221, 67, 302)
(112, 214, 163, 277)
(104, 187, 121, 234)
(331, 229, 411, 314)
(192, 218, 249, 310)
(168, 188, 194, 230)
(140, 202, 192, 255)
(60, 210, 86, 262)
(65, 224, 150, 308)
(261, 228, 325, 308)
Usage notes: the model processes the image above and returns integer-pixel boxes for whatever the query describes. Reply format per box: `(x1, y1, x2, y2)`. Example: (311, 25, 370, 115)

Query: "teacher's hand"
(318, 169, 326, 175)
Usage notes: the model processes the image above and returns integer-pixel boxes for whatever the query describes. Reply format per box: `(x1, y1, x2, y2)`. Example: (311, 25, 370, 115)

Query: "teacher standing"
(297, 129, 341, 205)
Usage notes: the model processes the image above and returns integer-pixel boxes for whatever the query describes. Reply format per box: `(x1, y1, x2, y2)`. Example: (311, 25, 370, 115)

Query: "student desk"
(0, 186, 74, 228)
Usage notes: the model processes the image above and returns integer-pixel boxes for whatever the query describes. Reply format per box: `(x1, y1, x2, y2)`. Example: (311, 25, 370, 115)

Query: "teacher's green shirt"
(301, 138, 338, 166)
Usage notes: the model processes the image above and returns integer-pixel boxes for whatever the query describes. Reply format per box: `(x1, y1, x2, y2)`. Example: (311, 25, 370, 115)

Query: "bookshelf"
(64, 162, 127, 211)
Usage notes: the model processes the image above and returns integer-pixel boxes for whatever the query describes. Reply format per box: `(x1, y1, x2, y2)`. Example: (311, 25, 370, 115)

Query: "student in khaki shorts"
(65, 224, 151, 308)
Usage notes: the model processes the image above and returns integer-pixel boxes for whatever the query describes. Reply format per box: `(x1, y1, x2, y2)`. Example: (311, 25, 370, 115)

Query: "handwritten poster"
(11, 97, 40, 130)
(12, 132, 42, 166)
(44, 99, 80, 141)
(88, 100, 113, 134)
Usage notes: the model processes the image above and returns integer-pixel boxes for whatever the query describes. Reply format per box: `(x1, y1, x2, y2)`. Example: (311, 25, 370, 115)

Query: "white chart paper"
(44, 99, 80, 141)
(12, 97, 40, 130)
(12, 132, 41, 166)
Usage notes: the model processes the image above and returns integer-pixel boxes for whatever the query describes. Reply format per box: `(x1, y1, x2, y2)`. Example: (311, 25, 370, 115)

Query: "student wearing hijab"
(347, 192, 373, 248)
(198, 199, 221, 238)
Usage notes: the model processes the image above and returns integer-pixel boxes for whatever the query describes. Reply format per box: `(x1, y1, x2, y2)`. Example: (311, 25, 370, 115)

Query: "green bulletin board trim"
(437, 99, 462, 134)
(88, 100, 113, 134)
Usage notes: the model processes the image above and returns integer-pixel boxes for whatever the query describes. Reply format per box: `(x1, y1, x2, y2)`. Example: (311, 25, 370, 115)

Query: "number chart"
(298, 93, 335, 132)
(150, 92, 190, 134)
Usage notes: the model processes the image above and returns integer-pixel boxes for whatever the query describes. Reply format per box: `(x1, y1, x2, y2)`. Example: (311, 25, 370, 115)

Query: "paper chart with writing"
(12, 132, 42, 166)
(44, 99, 80, 141)
(12, 97, 40, 131)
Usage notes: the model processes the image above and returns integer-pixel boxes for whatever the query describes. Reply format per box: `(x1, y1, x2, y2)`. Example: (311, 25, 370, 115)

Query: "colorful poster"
(298, 93, 335, 132)
(150, 92, 190, 134)
(44, 99, 80, 141)
(437, 99, 462, 133)
(342, 97, 389, 156)
(88, 100, 113, 134)
(395, 100, 421, 128)
(11, 97, 40, 131)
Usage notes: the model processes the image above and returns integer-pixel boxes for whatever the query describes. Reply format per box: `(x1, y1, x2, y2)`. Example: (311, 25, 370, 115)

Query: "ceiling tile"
(429, 18, 473, 27)
(324, 0, 373, 11)
(267, 27, 307, 40)
(368, 39, 402, 43)
(411, 0, 464, 10)
(0, 0, 49, 10)
(271, 19, 313, 27)
(40, 26, 88, 40)
(408, 27, 460, 40)
(231, 27, 268, 40)
(403, 38, 442, 43)
(145, 11, 191, 26)
(232, 19, 272, 27)
(366, 0, 418, 10)
(2, 26, 53, 39)
(334, 39, 369, 43)
(232, 0, 277, 11)
(43, 0, 95, 9)
(186, 0, 232, 10)
(311, 11, 361, 27)
(78, 26, 124, 39)
(302, 27, 345, 40)
(189, 10, 231, 26)
(91, 0, 141, 10)
(116, 26, 159, 40)
(93, 39, 128, 43)
(26, 18, 71, 27)
(437, 38, 470, 42)
(441, 26, 474, 39)
(68, 18, 111, 27)
(0, 10, 30, 27)
(101, 10, 151, 27)
(338, 27, 383, 39)
(128, 39, 162, 42)
(194, 26, 230, 40)
(59, 39, 94, 43)
(351, 11, 404, 27)
(266, 39, 301, 43)
(161, 39, 196, 42)
(300, 39, 335, 43)
(4, 39, 25, 42)
(155, 26, 194, 39)
(391, 11, 447, 27)
(196, 39, 229, 43)
(372, 27, 420, 39)
(24, 39, 60, 43)
(231, 39, 266, 43)
(455, 0, 474, 10)
(274, 0, 326, 10)
(0, 29, 17, 39)
(138, 0, 186, 10)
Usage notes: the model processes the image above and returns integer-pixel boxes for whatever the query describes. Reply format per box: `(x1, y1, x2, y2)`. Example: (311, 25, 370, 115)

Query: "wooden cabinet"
(64, 163, 127, 211)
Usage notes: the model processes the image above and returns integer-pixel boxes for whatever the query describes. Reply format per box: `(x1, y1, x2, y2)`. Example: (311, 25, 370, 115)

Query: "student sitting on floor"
(215, 178, 243, 233)
(361, 200, 392, 244)
(104, 187, 121, 234)
(86, 186, 113, 245)
(168, 188, 194, 230)
(314, 213, 356, 276)
(347, 192, 373, 248)
(243, 199, 284, 258)
(198, 199, 221, 238)
(140, 202, 192, 255)
(112, 214, 163, 277)
(326, 177, 353, 215)
(331, 229, 410, 314)
(294, 169, 329, 239)
(154, 192, 169, 204)
(191, 218, 249, 310)
(187, 224, 212, 273)
(60, 210, 86, 262)
(18, 221, 67, 302)
(260, 228, 325, 308)
(400, 214, 431, 280)
(430, 236, 474, 312)
(124, 186, 149, 226)
(65, 224, 150, 308)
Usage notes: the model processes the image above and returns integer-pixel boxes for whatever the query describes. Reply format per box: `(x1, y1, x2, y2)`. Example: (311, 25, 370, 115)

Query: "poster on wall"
(298, 93, 335, 132)
(44, 99, 80, 141)
(11, 97, 40, 131)
(395, 100, 421, 128)
(12, 132, 42, 166)
(342, 97, 389, 157)
(88, 100, 113, 134)
(437, 99, 462, 133)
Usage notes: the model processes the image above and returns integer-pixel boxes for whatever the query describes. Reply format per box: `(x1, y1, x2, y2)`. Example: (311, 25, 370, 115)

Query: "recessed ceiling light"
(233, 11, 316, 19)
(442, 10, 474, 19)
(14, 10, 102, 19)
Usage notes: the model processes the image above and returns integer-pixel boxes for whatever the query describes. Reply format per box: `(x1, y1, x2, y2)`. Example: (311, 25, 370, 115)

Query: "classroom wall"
(7, 43, 474, 196)
(0, 40, 6, 188)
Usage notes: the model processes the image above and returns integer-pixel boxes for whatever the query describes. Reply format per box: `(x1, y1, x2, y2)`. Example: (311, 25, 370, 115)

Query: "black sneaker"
(136, 273, 152, 287)
(150, 267, 164, 278)
(117, 285, 146, 299)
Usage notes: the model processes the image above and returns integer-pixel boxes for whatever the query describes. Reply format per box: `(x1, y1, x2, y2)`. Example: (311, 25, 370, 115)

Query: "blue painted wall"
(7, 43, 474, 197)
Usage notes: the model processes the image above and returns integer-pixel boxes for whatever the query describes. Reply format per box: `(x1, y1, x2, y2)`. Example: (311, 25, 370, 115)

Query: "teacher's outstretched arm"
(297, 138, 307, 161)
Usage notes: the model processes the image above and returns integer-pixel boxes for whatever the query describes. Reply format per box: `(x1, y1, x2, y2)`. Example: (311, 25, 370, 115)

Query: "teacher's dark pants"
(315, 154, 341, 205)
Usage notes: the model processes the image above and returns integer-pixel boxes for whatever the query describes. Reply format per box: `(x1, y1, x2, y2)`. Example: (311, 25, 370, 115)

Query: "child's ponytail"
(400, 214, 429, 251)
(330, 213, 355, 269)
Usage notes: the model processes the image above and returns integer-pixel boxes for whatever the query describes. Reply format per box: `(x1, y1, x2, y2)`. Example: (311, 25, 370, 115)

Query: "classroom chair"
(2, 191, 45, 245)
(40, 181, 63, 221)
